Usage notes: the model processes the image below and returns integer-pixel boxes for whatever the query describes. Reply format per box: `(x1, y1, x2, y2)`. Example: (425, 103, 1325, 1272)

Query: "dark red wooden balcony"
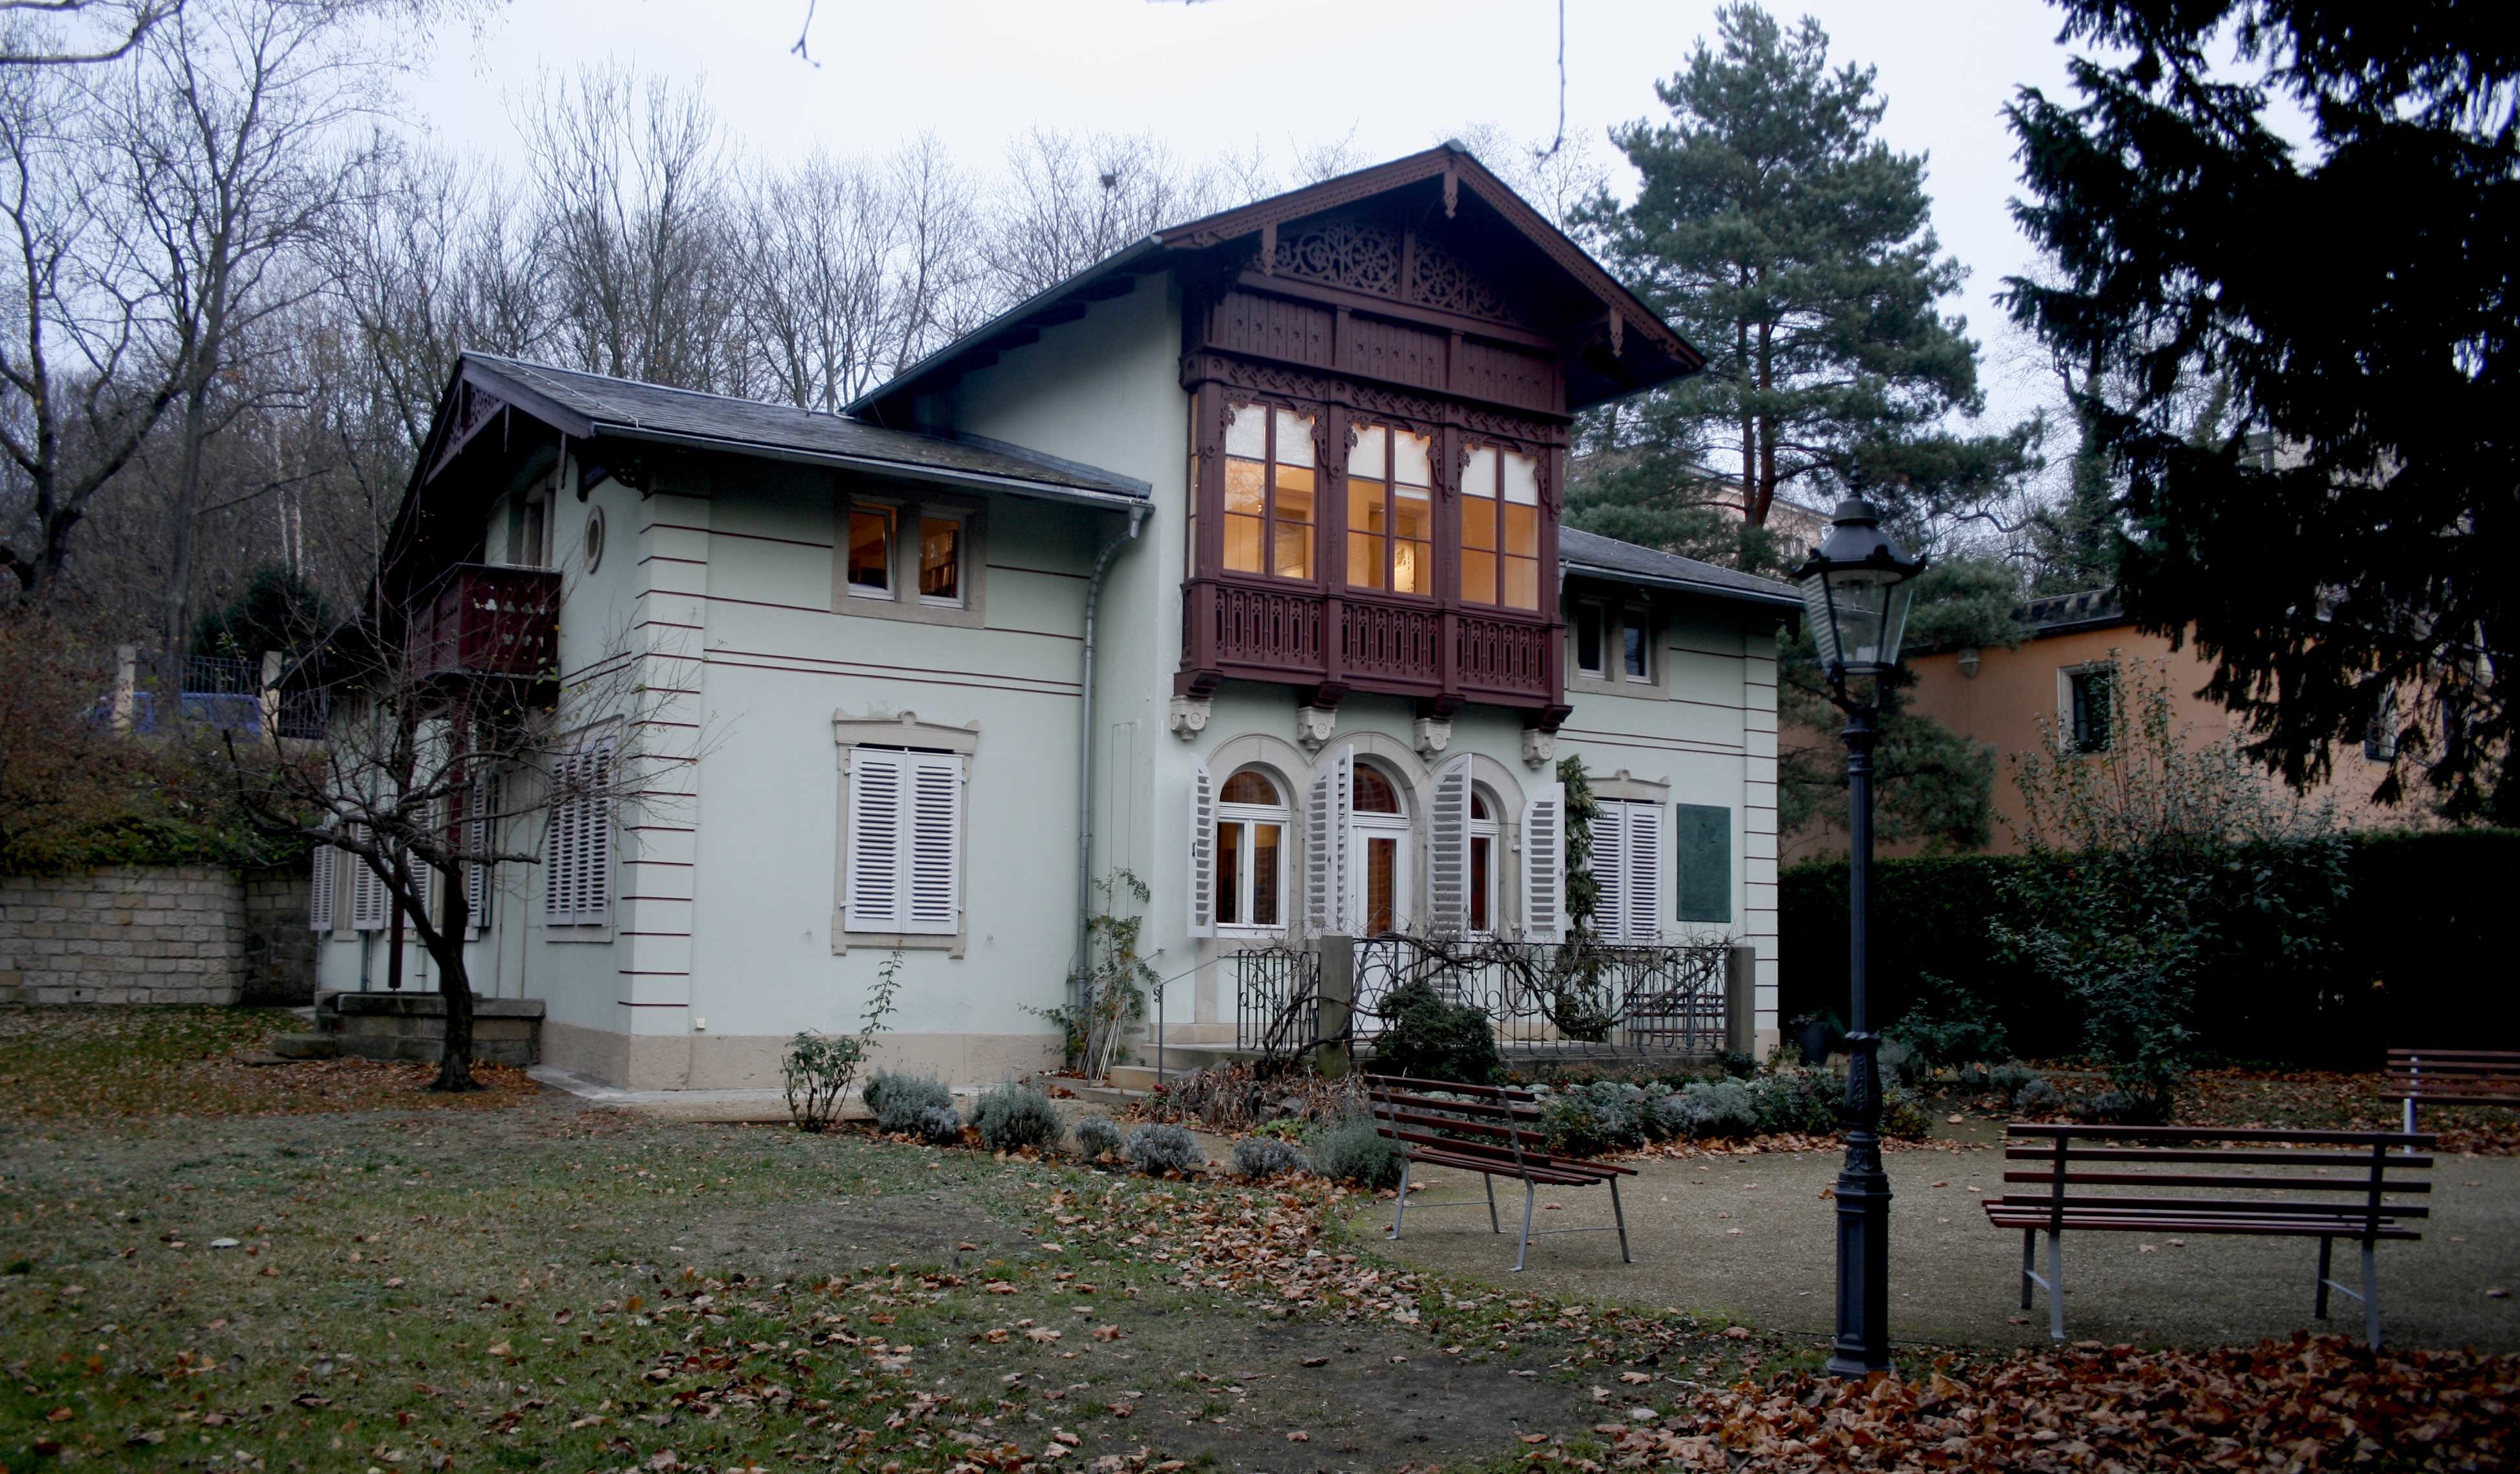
(406, 565, 559, 683)
(1181, 577, 1559, 712)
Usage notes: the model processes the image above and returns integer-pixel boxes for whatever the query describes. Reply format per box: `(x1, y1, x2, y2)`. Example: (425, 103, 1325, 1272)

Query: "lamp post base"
(1826, 1112, 1895, 1374)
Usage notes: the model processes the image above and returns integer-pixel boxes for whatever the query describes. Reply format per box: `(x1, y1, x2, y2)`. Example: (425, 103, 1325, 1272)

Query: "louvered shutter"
(309, 844, 336, 931)
(465, 774, 495, 933)
(1522, 781, 1566, 943)
(1304, 747, 1352, 934)
(845, 747, 906, 931)
(350, 825, 387, 931)
(580, 743, 613, 926)
(1426, 753, 1472, 934)
(1186, 756, 1216, 939)
(1623, 799, 1662, 944)
(903, 751, 962, 935)
(1594, 801, 1627, 943)
(408, 842, 432, 929)
(543, 753, 576, 924)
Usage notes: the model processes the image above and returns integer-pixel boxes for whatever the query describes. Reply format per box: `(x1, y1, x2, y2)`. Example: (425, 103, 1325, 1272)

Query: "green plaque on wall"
(1675, 804, 1730, 923)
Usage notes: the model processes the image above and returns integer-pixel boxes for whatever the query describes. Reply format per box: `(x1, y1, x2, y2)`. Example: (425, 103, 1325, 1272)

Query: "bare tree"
(0, 0, 181, 68)
(221, 605, 657, 1090)
(105, 0, 392, 683)
(519, 64, 735, 392)
(0, 62, 187, 605)
(991, 128, 1224, 301)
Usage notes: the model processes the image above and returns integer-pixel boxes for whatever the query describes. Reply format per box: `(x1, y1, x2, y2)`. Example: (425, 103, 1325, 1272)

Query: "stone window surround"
(832, 712, 980, 957)
(1566, 596, 1663, 699)
(833, 488, 988, 629)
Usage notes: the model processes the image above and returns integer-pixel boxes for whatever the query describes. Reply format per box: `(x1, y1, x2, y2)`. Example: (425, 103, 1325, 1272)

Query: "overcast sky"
(416, 0, 2089, 434)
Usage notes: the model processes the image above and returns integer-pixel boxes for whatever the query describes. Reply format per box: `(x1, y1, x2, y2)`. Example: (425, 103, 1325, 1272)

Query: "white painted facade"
(314, 212, 1787, 1090)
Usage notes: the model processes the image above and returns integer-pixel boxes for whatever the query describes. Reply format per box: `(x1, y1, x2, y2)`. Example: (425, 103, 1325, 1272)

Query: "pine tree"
(1575, 3, 2028, 545)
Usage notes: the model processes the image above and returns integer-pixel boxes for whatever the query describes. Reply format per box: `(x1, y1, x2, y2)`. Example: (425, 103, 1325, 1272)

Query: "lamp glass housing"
(1793, 498, 1927, 681)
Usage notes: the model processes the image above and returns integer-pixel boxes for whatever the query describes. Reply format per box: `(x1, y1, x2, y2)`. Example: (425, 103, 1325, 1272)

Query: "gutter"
(1075, 503, 1149, 994)
(1562, 561, 1802, 611)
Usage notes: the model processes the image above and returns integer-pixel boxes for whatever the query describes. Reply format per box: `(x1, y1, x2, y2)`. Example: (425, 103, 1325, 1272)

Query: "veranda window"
(1460, 445, 1541, 611)
(1214, 769, 1287, 931)
(1223, 401, 1316, 579)
(1344, 423, 1433, 594)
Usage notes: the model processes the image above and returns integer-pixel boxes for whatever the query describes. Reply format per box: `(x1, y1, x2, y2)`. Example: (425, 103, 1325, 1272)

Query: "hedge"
(1778, 828, 2520, 1069)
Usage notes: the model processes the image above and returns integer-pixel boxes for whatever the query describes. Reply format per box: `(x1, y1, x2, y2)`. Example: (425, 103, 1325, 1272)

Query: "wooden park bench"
(1363, 1074, 1636, 1272)
(2386, 1048, 2520, 1131)
(1986, 1123, 2433, 1349)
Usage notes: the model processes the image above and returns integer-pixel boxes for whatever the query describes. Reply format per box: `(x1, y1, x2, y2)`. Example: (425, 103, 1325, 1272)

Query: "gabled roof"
(850, 142, 1702, 421)
(1559, 527, 1800, 611)
(435, 353, 1150, 508)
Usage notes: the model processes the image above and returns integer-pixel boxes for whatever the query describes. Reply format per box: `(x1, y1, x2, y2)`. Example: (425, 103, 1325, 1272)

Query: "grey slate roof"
(2016, 585, 2126, 635)
(1559, 527, 1800, 610)
(462, 353, 1149, 508)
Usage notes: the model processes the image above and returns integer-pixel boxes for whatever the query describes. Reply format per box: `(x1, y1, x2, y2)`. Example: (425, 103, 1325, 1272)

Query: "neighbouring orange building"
(1783, 587, 2426, 862)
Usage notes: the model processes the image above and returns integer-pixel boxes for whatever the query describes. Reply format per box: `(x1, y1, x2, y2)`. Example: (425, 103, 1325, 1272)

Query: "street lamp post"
(1791, 497, 1927, 1379)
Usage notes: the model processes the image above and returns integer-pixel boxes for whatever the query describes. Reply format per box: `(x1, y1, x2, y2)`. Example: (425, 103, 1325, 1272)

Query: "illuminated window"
(918, 517, 961, 604)
(1460, 445, 1541, 611)
(1345, 423, 1434, 594)
(1223, 401, 1316, 579)
(847, 506, 894, 596)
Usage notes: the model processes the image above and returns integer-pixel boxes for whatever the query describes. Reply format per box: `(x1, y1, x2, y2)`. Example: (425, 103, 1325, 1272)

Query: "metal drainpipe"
(1075, 504, 1148, 998)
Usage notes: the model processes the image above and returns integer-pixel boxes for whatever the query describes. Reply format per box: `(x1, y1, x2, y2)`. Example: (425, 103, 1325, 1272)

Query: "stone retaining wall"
(240, 867, 315, 1005)
(0, 866, 253, 1005)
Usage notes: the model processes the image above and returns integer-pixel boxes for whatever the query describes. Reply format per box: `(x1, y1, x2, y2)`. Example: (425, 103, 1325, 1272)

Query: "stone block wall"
(0, 866, 255, 1005)
(240, 866, 316, 1005)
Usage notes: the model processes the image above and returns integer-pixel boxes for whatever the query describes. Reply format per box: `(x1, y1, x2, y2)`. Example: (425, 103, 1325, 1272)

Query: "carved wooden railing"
(406, 565, 560, 683)
(1181, 577, 1558, 711)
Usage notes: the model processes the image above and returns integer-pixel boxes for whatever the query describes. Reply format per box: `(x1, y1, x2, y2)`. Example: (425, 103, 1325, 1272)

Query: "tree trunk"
(159, 377, 214, 681)
(429, 856, 478, 1092)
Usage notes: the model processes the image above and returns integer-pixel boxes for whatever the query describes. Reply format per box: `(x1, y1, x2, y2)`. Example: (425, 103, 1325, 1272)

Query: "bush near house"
(1780, 828, 2520, 1069)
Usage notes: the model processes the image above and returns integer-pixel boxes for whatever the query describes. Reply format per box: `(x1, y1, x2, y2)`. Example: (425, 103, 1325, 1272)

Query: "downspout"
(1076, 504, 1148, 994)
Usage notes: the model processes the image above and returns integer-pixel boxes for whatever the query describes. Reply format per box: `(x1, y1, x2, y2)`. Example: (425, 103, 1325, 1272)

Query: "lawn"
(3, 1009, 2514, 1473)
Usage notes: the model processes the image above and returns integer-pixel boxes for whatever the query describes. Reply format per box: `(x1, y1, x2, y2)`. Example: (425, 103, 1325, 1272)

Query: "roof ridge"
(469, 350, 861, 427)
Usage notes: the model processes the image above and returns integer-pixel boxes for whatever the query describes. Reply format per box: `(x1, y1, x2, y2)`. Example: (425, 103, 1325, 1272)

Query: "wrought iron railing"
(1352, 934, 1730, 1059)
(1231, 944, 1321, 1060)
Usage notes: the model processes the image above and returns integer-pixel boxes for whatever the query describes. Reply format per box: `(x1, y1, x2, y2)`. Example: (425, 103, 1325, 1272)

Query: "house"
(311, 146, 1800, 1088)
(1782, 586, 2421, 862)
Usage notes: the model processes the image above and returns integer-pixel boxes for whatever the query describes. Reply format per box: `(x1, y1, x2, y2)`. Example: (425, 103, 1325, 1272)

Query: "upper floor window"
(919, 515, 963, 605)
(1223, 401, 1315, 580)
(2067, 665, 2115, 753)
(1345, 423, 1433, 595)
(847, 506, 895, 596)
(1460, 445, 1541, 611)
(1574, 602, 1605, 676)
(1623, 607, 1651, 681)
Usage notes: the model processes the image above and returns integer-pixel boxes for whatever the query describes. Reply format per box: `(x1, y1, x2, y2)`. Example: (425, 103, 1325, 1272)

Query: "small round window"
(583, 506, 605, 572)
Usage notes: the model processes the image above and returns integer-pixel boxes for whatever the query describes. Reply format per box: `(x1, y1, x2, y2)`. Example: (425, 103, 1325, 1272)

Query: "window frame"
(1221, 399, 1320, 583)
(1348, 760, 1412, 937)
(1621, 604, 1653, 683)
(2062, 663, 2116, 754)
(834, 492, 988, 629)
(1342, 419, 1435, 599)
(844, 500, 897, 600)
(1457, 440, 1543, 613)
(1215, 767, 1291, 937)
(916, 509, 968, 608)
(832, 714, 978, 955)
(1573, 600, 1607, 677)
(1468, 788, 1501, 938)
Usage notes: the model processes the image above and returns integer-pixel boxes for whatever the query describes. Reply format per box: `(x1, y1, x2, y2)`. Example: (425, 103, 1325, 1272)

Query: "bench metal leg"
(1513, 1182, 1536, 1273)
(1610, 1176, 1631, 1264)
(2046, 1231, 2065, 1343)
(1485, 1173, 1500, 1234)
(2021, 1229, 2036, 1311)
(2315, 1237, 2332, 1318)
(1389, 1158, 1414, 1241)
(2362, 1241, 2380, 1350)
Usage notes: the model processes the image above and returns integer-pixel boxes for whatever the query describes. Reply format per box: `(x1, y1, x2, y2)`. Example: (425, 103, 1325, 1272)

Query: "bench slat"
(1404, 1149, 1604, 1187)
(2005, 1123, 2432, 1146)
(1999, 1169, 2432, 1193)
(1380, 1127, 1631, 1180)
(2002, 1146, 2434, 1169)
(1992, 1193, 2428, 1219)
(1986, 1208, 2419, 1241)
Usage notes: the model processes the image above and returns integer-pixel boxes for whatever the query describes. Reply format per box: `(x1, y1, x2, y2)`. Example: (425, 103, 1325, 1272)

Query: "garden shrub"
(1231, 1137, 1309, 1178)
(1666, 1078, 1759, 1139)
(912, 1104, 965, 1143)
(1885, 972, 2012, 1069)
(1538, 1081, 1651, 1156)
(1874, 1037, 1916, 1088)
(1371, 980, 1503, 1085)
(1124, 1123, 1202, 1175)
(867, 1072, 955, 1136)
(2013, 1077, 2064, 1116)
(1879, 1085, 1933, 1140)
(971, 1084, 1063, 1152)
(1308, 1114, 1401, 1187)
(1073, 1116, 1123, 1160)
(1750, 1068, 1844, 1136)
(1252, 1117, 1306, 1143)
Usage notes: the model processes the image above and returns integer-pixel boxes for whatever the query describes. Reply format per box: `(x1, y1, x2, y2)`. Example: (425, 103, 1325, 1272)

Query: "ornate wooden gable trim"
(1256, 216, 1523, 329)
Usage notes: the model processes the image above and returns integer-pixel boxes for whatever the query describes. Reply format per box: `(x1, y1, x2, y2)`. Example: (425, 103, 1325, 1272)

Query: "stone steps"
(314, 990, 544, 1067)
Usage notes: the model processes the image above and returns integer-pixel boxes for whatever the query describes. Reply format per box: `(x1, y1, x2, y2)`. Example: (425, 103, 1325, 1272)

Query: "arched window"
(1216, 767, 1288, 931)
(1351, 762, 1409, 934)
(1469, 788, 1500, 935)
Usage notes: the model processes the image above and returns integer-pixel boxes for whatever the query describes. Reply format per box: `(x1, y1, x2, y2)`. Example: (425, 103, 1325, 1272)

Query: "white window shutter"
(904, 751, 962, 935)
(582, 743, 613, 927)
(465, 774, 494, 933)
(1186, 756, 1216, 939)
(1623, 799, 1662, 944)
(1594, 800, 1627, 944)
(309, 845, 335, 931)
(1426, 753, 1472, 934)
(350, 825, 386, 931)
(846, 747, 906, 932)
(544, 753, 576, 925)
(1522, 781, 1566, 943)
(1305, 747, 1353, 934)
